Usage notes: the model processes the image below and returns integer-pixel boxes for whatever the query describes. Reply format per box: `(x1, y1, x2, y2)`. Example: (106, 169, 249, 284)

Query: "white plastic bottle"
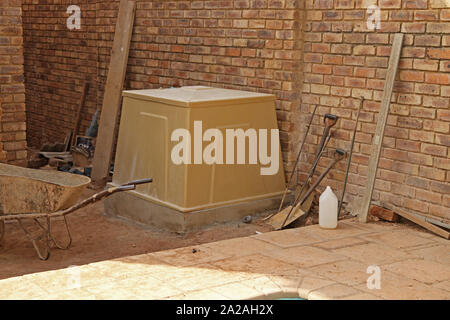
(319, 186, 338, 229)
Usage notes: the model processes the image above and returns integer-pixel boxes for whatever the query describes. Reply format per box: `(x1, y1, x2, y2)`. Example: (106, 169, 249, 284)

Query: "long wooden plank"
(388, 205, 450, 240)
(359, 33, 404, 223)
(91, 0, 136, 184)
(71, 81, 89, 146)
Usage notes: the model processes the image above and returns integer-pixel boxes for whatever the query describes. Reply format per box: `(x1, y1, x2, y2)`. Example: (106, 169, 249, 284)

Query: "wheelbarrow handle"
(115, 185, 137, 192)
(124, 178, 153, 186)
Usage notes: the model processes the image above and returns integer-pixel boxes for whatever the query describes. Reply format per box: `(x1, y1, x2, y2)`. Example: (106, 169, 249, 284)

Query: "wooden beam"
(91, 0, 136, 185)
(359, 33, 404, 223)
(71, 81, 89, 147)
(388, 205, 450, 240)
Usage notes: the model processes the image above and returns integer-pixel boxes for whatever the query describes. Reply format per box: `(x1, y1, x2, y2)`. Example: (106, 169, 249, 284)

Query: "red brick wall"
(300, 0, 449, 221)
(22, 0, 449, 221)
(0, 0, 27, 166)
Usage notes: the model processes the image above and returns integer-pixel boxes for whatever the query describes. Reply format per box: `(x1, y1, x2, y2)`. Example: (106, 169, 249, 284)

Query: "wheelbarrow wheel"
(0, 221, 4, 244)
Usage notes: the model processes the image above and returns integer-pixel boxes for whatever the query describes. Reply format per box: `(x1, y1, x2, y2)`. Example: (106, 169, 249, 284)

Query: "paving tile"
(107, 275, 184, 299)
(169, 288, 230, 300)
(308, 284, 361, 300)
(308, 260, 371, 286)
(313, 237, 368, 250)
(433, 280, 450, 292)
(267, 274, 303, 294)
(300, 222, 371, 240)
(38, 288, 99, 300)
(343, 220, 400, 233)
(333, 243, 414, 265)
(210, 254, 297, 275)
(22, 266, 110, 294)
(210, 282, 264, 300)
(354, 271, 450, 300)
(87, 257, 169, 280)
(338, 292, 382, 300)
(297, 276, 335, 299)
(384, 259, 450, 284)
(238, 276, 284, 298)
(251, 228, 323, 248)
(408, 245, 450, 265)
(362, 230, 436, 250)
(0, 277, 48, 300)
(85, 287, 138, 300)
(149, 245, 231, 267)
(264, 246, 346, 268)
(202, 236, 280, 257)
(156, 263, 251, 292)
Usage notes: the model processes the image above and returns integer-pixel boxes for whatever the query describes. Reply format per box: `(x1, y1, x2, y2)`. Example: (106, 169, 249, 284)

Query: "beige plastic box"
(106, 86, 287, 231)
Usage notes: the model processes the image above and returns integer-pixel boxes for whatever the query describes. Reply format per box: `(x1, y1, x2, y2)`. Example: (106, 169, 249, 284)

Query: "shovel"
(268, 149, 347, 230)
(267, 188, 314, 230)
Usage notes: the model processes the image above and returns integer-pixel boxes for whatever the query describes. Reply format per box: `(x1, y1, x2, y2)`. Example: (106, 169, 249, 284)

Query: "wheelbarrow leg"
(33, 216, 72, 250)
(17, 219, 50, 261)
(48, 216, 72, 250)
(0, 221, 4, 244)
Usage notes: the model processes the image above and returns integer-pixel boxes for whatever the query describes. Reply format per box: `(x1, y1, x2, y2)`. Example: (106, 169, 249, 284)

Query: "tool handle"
(125, 178, 153, 186)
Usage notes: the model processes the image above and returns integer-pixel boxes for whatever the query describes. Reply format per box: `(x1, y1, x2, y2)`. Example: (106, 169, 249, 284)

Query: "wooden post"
(91, 0, 136, 185)
(359, 33, 404, 223)
(71, 81, 89, 147)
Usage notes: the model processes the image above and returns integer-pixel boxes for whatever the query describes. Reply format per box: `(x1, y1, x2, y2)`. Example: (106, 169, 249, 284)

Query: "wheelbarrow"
(0, 164, 152, 260)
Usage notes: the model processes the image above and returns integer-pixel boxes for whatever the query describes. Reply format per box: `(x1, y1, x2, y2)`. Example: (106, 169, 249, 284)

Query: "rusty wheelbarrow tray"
(0, 164, 152, 260)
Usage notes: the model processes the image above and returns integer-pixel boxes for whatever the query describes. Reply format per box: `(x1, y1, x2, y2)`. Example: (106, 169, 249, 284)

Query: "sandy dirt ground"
(0, 189, 274, 280)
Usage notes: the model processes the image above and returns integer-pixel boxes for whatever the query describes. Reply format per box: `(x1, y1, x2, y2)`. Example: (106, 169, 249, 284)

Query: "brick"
(425, 72, 450, 85)
(427, 23, 450, 33)
(379, 0, 401, 8)
(405, 176, 430, 190)
(419, 166, 446, 181)
(430, 0, 450, 8)
(343, 33, 365, 43)
(409, 130, 435, 143)
(403, 0, 427, 8)
(423, 120, 449, 133)
(370, 205, 400, 222)
(407, 152, 433, 166)
(396, 139, 421, 152)
(353, 45, 375, 55)
(415, 10, 439, 21)
(415, 83, 440, 95)
(413, 59, 439, 71)
(399, 70, 424, 82)
(404, 198, 429, 214)
(410, 107, 436, 119)
(415, 35, 441, 47)
(440, 61, 450, 72)
(437, 109, 450, 121)
(427, 48, 450, 59)
(434, 157, 450, 170)
(397, 94, 422, 105)
(423, 96, 450, 108)
(401, 23, 426, 33)
(435, 134, 450, 147)
(421, 143, 448, 157)
(366, 33, 389, 44)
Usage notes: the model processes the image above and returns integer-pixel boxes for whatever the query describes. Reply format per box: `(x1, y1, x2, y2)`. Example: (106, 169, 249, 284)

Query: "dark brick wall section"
(22, 0, 98, 148)
(0, 0, 27, 166)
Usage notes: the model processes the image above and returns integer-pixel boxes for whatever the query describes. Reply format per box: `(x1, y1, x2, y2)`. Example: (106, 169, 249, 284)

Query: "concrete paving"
(0, 218, 449, 300)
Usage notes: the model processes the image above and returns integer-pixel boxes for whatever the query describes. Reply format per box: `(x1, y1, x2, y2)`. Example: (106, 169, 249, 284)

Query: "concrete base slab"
(104, 190, 290, 232)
